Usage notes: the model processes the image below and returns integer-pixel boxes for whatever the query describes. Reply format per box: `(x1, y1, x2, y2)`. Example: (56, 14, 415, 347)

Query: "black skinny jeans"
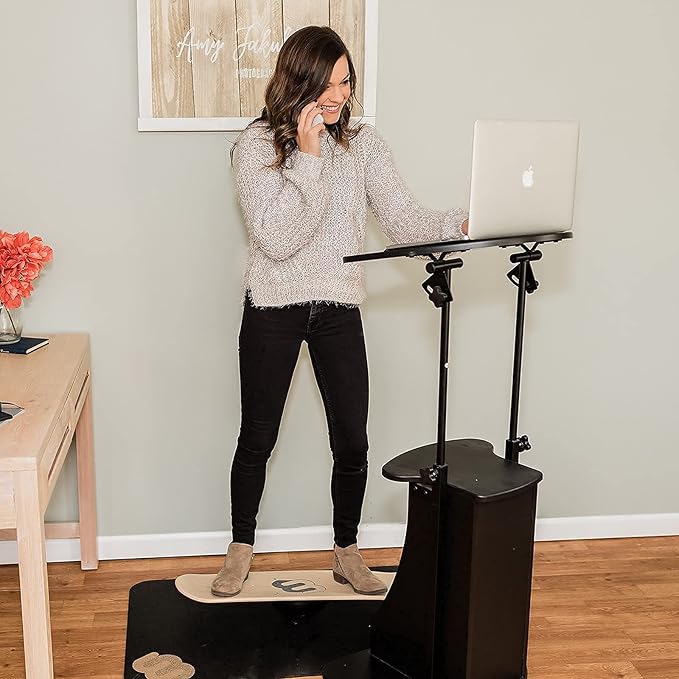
(230, 296, 369, 548)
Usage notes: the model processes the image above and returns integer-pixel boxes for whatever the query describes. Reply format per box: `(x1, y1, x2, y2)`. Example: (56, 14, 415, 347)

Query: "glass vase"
(0, 303, 23, 344)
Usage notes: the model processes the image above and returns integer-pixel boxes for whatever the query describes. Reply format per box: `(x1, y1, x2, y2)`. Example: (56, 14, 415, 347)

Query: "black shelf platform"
(383, 438, 543, 501)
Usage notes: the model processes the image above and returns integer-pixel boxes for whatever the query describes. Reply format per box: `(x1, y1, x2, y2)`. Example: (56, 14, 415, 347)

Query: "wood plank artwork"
(188, 0, 240, 116)
(151, 0, 196, 117)
(235, 0, 283, 116)
(149, 0, 367, 119)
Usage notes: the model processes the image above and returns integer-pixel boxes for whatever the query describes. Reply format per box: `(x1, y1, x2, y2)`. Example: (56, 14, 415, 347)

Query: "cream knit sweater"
(233, 121, 468, 307)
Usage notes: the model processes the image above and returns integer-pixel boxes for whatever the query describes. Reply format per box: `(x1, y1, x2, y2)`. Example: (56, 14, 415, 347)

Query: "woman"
(212, 26, 468, 597)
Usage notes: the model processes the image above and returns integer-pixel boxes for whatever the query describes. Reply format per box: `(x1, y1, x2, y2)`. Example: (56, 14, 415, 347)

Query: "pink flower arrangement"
(0, 230, 53, 310)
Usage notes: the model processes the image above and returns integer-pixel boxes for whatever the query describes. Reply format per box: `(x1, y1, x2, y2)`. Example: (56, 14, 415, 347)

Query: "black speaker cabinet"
(324, 439, 542, 679)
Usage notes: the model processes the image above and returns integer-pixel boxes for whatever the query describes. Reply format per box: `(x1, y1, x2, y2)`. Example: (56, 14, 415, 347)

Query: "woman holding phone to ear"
(212, 26, 468, 597)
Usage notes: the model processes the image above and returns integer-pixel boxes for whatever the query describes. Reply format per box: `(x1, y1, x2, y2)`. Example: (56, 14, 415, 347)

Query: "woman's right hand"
(296, 100, 325, 157)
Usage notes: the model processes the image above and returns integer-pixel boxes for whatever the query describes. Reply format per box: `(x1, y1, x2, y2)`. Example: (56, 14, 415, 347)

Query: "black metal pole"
(505, 249, 541, 462)
(508, 260, 528, 450)
(417, 257, 463, 675)
(436, 269, 451, 467)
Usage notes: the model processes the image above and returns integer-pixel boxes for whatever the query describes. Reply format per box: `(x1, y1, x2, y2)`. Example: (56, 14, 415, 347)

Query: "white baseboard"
(0, 523, 408, 565)
(1, 515, 678, 566)
(534, 513, 679, 542)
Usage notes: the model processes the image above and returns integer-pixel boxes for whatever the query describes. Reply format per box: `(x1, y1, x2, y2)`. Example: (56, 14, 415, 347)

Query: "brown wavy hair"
(247, 26, 362, 168)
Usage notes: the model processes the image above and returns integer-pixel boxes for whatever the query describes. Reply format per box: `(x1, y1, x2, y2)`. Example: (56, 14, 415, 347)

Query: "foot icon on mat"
(132, 652, 195, 679)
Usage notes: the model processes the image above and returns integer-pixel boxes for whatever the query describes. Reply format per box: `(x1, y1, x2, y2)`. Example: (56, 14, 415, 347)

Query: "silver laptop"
(467, 120, 580, 240)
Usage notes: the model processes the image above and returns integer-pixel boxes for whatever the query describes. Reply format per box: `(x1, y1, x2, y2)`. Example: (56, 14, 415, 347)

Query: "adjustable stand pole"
(421, 256, 463, 673)
(505, 246, 542, 462)
(422, 257, 464, 464)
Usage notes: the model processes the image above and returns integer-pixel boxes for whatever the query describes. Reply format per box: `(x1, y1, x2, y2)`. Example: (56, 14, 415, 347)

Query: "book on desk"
(0, 336, 49, 355)
(0, 402, 24, 424)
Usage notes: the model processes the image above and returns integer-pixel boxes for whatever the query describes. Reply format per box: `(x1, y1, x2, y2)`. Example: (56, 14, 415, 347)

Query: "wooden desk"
(0, 333, 98, 679)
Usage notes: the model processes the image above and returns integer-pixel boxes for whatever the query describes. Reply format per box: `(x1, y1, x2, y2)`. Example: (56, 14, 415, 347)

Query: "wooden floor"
(1, 537, 678, 678)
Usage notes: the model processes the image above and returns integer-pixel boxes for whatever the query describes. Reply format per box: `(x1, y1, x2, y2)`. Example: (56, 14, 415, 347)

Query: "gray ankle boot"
(333, 543, 388, 595)
(211, 542, 254, 597)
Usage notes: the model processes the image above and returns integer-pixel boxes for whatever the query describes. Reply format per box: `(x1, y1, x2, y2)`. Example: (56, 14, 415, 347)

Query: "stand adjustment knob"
(505, 435, 532, 461)
(419, 466, 439, 485)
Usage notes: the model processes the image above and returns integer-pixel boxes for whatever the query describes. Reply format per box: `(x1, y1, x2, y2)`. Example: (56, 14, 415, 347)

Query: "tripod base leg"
(323, 649, 411, 679)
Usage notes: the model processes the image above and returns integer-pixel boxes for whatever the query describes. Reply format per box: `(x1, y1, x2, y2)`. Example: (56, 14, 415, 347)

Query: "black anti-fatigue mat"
(124, 567, 396, 679)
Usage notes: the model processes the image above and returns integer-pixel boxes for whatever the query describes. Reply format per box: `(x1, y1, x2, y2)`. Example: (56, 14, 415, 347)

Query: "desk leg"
(15, 470, 54, 679)
(76, 388, 98, 570)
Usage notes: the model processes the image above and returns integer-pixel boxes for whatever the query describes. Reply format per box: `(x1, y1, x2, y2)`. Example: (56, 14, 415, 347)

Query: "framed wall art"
(137, 0, 378, 131)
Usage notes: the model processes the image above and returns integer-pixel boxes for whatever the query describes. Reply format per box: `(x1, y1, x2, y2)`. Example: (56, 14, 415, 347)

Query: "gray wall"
(1, 1, 677, 541)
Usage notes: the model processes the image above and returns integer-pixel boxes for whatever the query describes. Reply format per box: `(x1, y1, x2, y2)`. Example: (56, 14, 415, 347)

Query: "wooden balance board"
(175, 570, 395, 604)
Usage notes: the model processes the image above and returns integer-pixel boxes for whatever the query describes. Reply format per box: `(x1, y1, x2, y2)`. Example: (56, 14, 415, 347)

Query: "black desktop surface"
(344, 231, 572, 262)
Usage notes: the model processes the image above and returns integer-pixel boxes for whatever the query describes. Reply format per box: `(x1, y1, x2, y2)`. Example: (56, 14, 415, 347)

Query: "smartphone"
(312, 113, 324, 127)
